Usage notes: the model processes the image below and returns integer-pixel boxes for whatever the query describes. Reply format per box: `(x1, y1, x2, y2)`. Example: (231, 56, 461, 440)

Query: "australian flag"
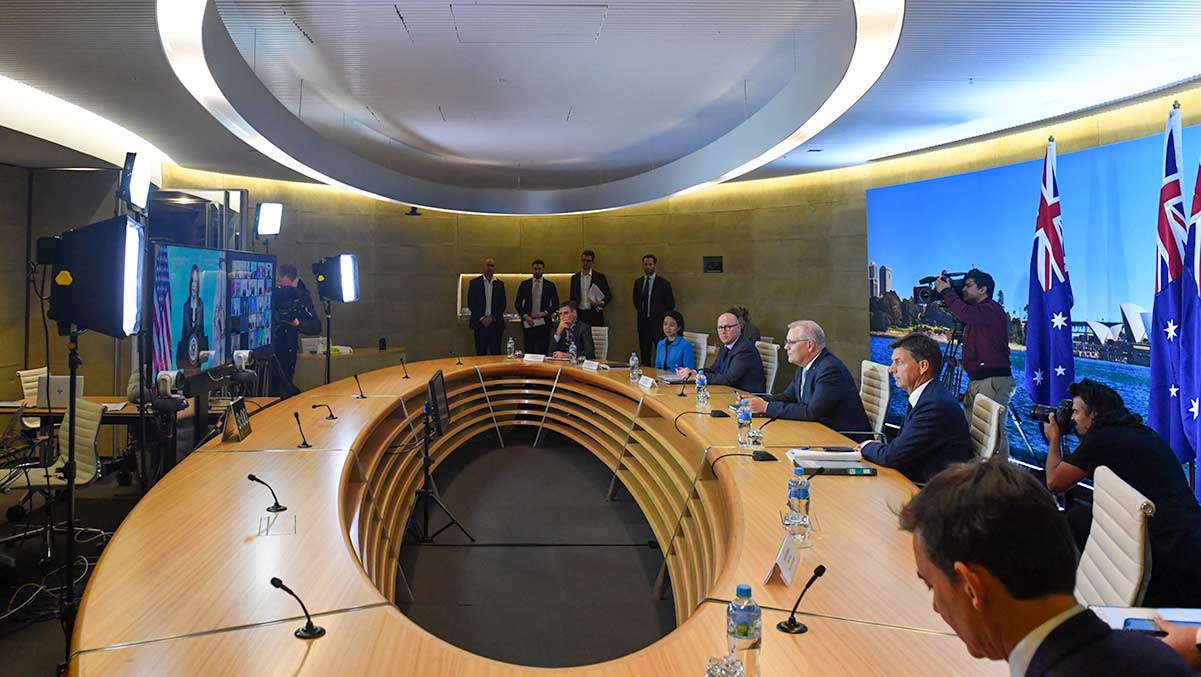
(1149, 104, 1192, 461)
(1179, 108, 1201, 463)
(1025, 138, 1075, 406)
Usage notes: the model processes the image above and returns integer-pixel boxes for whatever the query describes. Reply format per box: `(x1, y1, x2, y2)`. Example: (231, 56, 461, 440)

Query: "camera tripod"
(940, 322, 1036, 457)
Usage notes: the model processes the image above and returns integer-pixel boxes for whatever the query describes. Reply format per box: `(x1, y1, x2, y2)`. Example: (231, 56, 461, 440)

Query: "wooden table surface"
(69, 357, 1002, 675)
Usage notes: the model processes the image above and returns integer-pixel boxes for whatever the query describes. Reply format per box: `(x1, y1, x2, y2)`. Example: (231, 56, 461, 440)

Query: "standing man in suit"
(745, 320, 870, 438)
(549, 301, 595, 360)
(467, 258, 506, 356)
(515, 258, 559, 355)
(633, 253, 675, 365)
(570, 249, 611, 328)
(675, 312, 765, 393)
(856, 332, 972, 483)
(898, 461, 1190, 676)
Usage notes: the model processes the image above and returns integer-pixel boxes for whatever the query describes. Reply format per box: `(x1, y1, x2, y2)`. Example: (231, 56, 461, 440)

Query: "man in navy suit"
(746, 320, 870, 438)
(466, 258, 507, 356)
(676, 312, 765, 393)
(899, 461, 1190, 676)
(856, 332, 972, 483)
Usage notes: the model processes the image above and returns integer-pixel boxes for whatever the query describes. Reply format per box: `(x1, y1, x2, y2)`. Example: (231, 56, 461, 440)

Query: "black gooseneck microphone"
(401, 358, 411, 379)
(777, 564, 827, 634)
(247, 474, 287, 513)
(452, 350, 462, 366)
(294, 412, 312, 448)
(677, 381, 688, 397)
(758, 417, 778, 431)
(353, 373, 367, 398)
(311, 403, 337, 420)
(270, 577, 326, 639)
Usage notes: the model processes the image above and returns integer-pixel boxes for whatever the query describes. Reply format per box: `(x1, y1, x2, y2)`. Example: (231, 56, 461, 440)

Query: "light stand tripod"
(324, 299, 332, 385)
(61, 326, 82, 659)
(408, 403, 474, 543)
(940, 321, 966, 394)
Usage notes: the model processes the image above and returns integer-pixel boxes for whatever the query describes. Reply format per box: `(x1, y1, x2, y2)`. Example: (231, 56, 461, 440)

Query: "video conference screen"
(227, 252, 275, 354)
(151, 244, 228, 373)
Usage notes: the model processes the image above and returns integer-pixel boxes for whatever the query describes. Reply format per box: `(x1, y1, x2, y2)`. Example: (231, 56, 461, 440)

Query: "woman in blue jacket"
(655, 310, 695, 371)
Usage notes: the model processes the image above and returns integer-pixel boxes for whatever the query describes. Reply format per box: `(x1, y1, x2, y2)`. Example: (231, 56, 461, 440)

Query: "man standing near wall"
(271, 263, 321, 397)
(515, 258, 558, 355)
(571, 249, 611, 328)
(633, 253, 675, 365)
(467, 258, 507, 356)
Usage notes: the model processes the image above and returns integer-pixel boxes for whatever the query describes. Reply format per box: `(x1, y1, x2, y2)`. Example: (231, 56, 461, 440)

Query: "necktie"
(644, 277, 653, 318)
(717, 347, 728, 373)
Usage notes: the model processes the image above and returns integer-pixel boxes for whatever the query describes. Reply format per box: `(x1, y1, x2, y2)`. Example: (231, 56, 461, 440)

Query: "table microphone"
(353, 374, 367, 398)
(777, 564, 827, 634)
(247, 474, 286, 513)
(401, 358, 411, 379)
(270, 577, 326, 639)
(293, 412, 312, 448)
(452, 350, 463, 366)
(311, 403, 337, 420)
(677, 381, 688, 397)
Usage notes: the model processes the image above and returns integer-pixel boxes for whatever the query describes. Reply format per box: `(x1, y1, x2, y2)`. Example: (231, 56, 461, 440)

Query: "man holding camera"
(271, 263, 322, 398)
(935, 268, 1014, 459)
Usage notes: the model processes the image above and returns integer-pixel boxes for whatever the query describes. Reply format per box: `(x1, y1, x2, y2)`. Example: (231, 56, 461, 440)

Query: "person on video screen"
(176, 264, 208, 369)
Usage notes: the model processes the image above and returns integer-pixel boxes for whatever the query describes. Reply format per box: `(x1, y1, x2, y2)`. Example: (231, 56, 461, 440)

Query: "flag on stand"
(1025, 138, 1075, 407)
(1179, 112, 1201, 462)
(1148, 104, 1193, 461)
(152, 247, 174, 374)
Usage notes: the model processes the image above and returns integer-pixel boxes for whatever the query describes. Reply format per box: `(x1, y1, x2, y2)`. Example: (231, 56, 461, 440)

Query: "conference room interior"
(4, 2, 1201, 675)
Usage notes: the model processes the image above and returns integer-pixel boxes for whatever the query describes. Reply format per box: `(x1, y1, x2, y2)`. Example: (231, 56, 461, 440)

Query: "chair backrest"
(859, 361, 890, 434)
(18, 366, 47, 399)
(1075, 466, 1155, 607)
(968, 393, 1006, 462)
(683, 331, 708, 371)
(591, 325, 609, 362)
(53, 398, 104, 485)
(755, 341, 780, 392)
(759, 336, 775, 345)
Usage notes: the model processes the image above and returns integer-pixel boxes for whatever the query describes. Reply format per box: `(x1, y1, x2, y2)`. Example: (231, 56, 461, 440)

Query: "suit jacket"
(633, 275, 675, 326)
(570, 271, 611, 309)
(1024, 609, 1190, 676)
(550, 321, 596, 359)
(515, 277, 559, 324)
(764, 349, 871, 436)
(860, 379, 972, 484)
(704, 335, 766, 393)
(467, 276, 506, 330)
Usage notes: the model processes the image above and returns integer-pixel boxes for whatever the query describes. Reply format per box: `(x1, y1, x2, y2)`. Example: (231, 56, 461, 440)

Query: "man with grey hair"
(676, 312, 765, 392)
(747, 321, 870, 438)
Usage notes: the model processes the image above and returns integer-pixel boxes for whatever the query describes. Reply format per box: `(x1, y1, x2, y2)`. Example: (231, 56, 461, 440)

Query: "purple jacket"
(939, 288, 1011, 380)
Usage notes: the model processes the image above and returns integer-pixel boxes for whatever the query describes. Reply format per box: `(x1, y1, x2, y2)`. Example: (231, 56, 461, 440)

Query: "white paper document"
(787, 448, 862, 463)
(587, 284, 605, 305)
(522, 317, 547, 329)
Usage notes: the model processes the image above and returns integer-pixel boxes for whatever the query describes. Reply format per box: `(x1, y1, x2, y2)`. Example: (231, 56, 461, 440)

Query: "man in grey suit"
(676, 312, 765, 393)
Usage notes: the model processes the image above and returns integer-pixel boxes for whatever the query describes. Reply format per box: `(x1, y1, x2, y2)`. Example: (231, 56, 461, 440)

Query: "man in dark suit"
(569, 249, 611, 327)
(746, 320, 870, 438)
(514, 258, 559, 355)
(898, 461, 1190, 676)
(633, 253, 675, 365)
(466, 258, 506, 356)
(549, 301, 595, 359)
(856, 332, 972, 484)
(676, 312, 765, 393)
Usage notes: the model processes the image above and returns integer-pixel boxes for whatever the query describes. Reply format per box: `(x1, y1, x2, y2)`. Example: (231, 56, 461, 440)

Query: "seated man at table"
(899, 461, 1190, 676)
(855, 332, 971, 483)
(675, 312, 765, 393)
(746, 320, 870, 437)
(549, 300, 595, 360)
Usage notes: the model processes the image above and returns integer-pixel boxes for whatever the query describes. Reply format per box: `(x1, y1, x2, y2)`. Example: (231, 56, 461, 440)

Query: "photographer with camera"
(1043, 379, 1201, 608)
(271, 263, 322, 398)
(934, 268, 1014, 459)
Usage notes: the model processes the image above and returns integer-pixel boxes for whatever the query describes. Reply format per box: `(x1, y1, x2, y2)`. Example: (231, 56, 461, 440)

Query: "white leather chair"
(44, 398, 104, 489)
(968, 393, 1006, 462)
(755, 341, 780, 392)
(859, 361, 890, 435)
(591, 325, 609, 362)
(1074, 466, 1155, 607)
(683, 331, 708, 371)
(17, 367, 48, 430)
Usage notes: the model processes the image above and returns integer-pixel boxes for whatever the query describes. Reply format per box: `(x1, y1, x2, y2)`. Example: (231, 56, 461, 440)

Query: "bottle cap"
(794, 466, 805, 475)
(741, 399, 749, 406)
(736, 584, 752, 598)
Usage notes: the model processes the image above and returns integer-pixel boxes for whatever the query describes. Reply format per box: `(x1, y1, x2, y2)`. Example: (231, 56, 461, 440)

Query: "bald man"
(677, 312, 765, 393)
(467, 258, 507, 355)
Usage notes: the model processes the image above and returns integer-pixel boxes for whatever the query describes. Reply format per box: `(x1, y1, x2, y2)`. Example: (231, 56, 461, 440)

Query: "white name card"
(582, 360, 601, 371)
(523, 353, 547, 363)
(638, 375, 657, 389)
(764, 533, 802, 587)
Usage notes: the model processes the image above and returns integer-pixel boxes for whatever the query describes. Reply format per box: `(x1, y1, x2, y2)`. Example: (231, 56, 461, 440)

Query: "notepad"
(787, 447, 862, 463)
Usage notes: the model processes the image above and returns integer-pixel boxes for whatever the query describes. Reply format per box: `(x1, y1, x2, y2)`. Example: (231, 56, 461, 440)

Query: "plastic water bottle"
(736, 399, 753, 447)
(569, 340, 578, 365)
(726, 584, 761, 677)
(785, 466, 811, 543)
(629, 352, 641, 381)
(696, 370, 709, 407)
(506, 336, 516, 358)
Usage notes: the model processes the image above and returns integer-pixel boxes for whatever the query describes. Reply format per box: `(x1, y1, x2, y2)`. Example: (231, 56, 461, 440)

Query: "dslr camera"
(912, 271, 967, 305)
(1032, 399, 1074, 434)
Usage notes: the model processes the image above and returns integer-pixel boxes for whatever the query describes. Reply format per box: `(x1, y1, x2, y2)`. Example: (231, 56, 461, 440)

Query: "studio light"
(119, 151, 153, 211)
(312, 254, 359, 304)
(42, 215, 146, 338)
(255, 202, 283, 236)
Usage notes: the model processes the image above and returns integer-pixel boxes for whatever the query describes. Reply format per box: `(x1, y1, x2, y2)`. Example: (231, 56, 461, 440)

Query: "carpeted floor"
(397, 429, 676, 667)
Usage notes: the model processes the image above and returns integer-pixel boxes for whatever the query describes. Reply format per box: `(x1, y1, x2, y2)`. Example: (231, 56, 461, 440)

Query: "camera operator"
(934, 268, 1014, 459)
(1044, 379, 1201, 608)
(271, 263, 322, 398)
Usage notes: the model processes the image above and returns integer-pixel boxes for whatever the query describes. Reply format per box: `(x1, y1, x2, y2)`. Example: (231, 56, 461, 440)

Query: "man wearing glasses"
(745, 321, 870, 438)
(675, 312, 765, 393)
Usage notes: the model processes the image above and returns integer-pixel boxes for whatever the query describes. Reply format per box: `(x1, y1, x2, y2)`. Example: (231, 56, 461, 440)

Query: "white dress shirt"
(531, 277, 543, 316)
(1007, 605, 1084, 677)
(579, 272, 593, 310)
(907, 378, 933, 409)
(483, 275, 495, 316)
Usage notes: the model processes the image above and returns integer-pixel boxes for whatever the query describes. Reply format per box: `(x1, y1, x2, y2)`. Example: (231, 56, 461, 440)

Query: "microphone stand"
(311, 403, 337, 420)
(293, 412, 312, 448)
(352, 374, 367, 399)
(401, 358, 411, 379)
(777, 564, 827, 634)
(270, 577, 326, 639)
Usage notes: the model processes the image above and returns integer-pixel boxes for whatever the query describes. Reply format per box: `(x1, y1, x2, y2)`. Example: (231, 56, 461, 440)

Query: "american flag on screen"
(152, 247, 173, 373)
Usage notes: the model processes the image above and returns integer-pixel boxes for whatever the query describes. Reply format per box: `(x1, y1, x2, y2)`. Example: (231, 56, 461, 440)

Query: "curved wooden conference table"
(68, 357, 1002, 675)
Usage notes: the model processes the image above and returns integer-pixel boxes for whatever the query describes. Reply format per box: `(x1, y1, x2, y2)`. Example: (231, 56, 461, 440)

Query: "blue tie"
(717, 347, 728, 373)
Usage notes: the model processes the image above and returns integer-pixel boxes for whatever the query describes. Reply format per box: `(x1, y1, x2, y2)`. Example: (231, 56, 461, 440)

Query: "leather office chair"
(683, 331, 708, 371)
(1074, 466, 1155, 607)
(755, 341, 780, 392)
(859, 360, 890, 435)
(968, 393, 1006, 462)
(16, 366, 48, 430)
(591, 326, 609, 362)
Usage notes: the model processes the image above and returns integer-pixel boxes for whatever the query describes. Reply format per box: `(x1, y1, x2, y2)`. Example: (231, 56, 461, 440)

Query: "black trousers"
(523, 326, 551, 355)
(578, 308, 605, 327)
(637, 319, 662, 366)
(270, 348, 300, 398)
(474, 325, 504, 355)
